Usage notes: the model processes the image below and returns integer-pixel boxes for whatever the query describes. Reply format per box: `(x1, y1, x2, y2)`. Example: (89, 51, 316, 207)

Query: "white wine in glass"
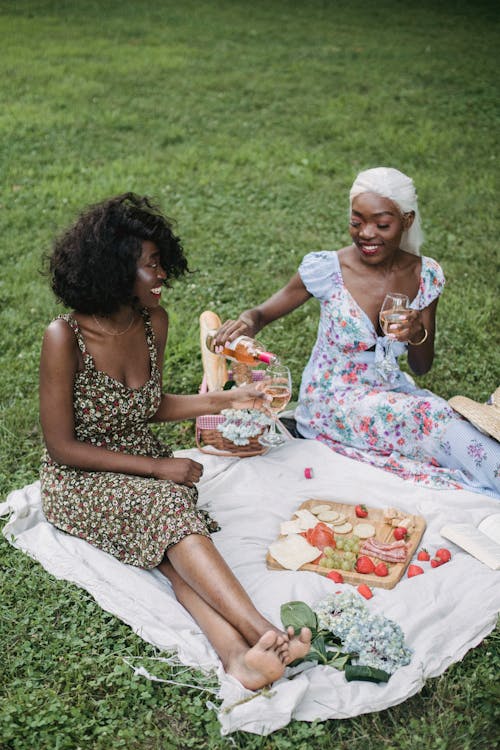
(258, 364, 292, 447)
(378, 293, 410, 377)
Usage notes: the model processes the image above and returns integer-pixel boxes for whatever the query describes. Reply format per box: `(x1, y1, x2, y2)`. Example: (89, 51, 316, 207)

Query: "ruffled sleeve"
(415, 256, 446, 309)
(298, 251, 341, 300)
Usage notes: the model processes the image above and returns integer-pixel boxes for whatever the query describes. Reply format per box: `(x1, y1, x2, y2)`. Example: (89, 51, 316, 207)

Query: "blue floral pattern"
(467, 440, 487, 468)
(294, 251, 469, 490)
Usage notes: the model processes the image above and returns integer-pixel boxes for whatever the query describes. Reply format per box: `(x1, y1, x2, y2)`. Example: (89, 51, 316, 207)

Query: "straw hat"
(449, 387, 500, 442)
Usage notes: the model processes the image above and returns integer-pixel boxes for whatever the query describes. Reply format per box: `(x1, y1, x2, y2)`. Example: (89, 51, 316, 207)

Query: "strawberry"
(435, 547, 452, 563)
(431, 557, 443, 568)
(417, 548, 430, 561)
(393, 527, 408, 541)
(327, 570, 344, 583)
(374, 562, 389, 577)
(355, 555, 375, 574)
(407, 564, 424, 578)
(357, 584, 373, 599)
(355, 504, 368, 518)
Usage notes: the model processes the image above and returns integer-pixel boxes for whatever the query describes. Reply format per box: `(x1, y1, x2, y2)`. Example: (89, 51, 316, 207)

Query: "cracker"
(332, 522, 353, 534)
(310, 504, 334, 515)
(330, 514, 347, 526)
(353, 523, 376, 539)
(317, 510, 340, 522)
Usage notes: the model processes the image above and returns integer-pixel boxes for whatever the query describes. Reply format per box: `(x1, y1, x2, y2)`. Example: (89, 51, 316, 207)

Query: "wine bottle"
(205, 332, 279, 366)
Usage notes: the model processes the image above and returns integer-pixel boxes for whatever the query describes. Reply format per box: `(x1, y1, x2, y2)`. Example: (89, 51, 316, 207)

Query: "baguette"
(199, 310, 228, 391)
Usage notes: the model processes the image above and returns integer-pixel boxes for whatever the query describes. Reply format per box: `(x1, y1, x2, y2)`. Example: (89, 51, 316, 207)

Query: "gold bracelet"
(409, 328, 428, 346)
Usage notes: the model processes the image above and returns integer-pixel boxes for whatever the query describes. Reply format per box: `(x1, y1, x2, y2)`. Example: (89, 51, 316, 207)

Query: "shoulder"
(421, 255, 444, 275)
(298, 250, 341, 299)
(421, 255, 445, 287)
(418, 256, 445, 307)
(40, 316, 80, 370)
(43, 316, 78, 347)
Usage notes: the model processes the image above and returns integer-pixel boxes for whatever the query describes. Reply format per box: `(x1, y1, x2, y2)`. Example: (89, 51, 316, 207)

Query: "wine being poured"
(205, 332, 279, 366)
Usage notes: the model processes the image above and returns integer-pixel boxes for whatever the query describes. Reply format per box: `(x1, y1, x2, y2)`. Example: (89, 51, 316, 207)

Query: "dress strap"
(57, 314, 87, 353)
(140, 309, 158, 370)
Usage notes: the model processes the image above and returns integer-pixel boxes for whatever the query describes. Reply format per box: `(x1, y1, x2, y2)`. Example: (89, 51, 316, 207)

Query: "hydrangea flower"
(314, 591, 412, 674)
(217, 409, 272, 446)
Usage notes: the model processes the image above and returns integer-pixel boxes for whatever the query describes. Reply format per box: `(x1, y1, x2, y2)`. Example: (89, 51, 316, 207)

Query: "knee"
(169, 532, 211, 555)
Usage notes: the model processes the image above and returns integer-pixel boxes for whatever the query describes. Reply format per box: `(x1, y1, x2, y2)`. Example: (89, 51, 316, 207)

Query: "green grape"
(318, 556, 329, 567)
(352, 542, 360, 554)
(336, 538, 345, 550)
(351, 535, 360, 544)
(344, 539, 353, 552)
(323, 546, 335, 558)
(341, 560, 351, 571)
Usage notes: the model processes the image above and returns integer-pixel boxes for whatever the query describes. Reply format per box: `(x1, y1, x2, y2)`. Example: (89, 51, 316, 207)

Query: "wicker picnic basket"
(195, 371, 268, 457)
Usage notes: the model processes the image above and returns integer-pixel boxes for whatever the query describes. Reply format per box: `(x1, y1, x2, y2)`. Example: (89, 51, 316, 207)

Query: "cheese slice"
(269, 534, 321, 571)
(292, 509, 320, 530)
(280, 519, 305, 535)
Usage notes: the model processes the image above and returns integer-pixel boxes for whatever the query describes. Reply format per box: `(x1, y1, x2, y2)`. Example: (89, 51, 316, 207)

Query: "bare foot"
(227, 630, 287, 690)
(284, 626, 312, 665)
(275, 633, 290, 662)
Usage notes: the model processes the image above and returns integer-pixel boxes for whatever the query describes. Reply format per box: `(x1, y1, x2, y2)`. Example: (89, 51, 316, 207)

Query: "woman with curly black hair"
(40, 193, 310, 689)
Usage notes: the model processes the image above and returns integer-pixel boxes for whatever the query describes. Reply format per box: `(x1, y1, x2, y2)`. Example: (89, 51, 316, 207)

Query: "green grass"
(1, 0, 499, 747)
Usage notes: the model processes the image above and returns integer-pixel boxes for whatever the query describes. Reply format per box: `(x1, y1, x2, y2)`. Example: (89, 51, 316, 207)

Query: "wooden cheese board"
(266, 499, 426, 589)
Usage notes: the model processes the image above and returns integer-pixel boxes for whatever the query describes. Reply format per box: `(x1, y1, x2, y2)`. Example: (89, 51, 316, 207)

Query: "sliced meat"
(361, 537, 408, 563)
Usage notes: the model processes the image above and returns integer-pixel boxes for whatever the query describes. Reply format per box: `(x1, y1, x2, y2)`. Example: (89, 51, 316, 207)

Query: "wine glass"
(378, 293, 410, 378)
(258, 364, 292, 447)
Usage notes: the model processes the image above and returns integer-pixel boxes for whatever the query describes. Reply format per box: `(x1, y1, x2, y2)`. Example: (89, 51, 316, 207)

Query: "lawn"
(0, 0, 499, 747)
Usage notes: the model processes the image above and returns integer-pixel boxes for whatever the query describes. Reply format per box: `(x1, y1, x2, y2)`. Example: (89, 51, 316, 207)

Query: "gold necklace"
(93, 312, 136, 336)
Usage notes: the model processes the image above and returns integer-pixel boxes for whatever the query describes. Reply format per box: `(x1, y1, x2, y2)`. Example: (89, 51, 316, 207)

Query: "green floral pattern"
(41, 310, 216, 569)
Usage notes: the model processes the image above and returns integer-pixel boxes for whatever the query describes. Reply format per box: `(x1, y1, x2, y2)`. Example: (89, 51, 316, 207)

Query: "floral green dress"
(40, 310, 217, 569)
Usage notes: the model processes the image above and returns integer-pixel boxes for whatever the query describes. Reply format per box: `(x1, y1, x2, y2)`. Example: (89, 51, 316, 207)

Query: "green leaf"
(311, 634, 328, 660)
(280, 601, 318, 634)
(327, 651, 352, 671)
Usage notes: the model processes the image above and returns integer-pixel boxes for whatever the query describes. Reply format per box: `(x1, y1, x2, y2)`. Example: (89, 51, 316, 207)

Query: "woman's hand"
(214, 312, 257, 345)
(152, 457, 204, 487)
(386, 309, 425, 343)
(225, 382, 272, 412)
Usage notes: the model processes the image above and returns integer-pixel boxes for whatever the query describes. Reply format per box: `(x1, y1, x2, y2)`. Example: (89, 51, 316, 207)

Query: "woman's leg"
(158, 558, 309, 690)
(160, 535, 311, 662)
(435, 417, 500, 498)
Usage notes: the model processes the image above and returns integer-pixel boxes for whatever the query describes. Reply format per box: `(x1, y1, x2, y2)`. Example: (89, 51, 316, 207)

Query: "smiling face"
(349, 193, 413, 264)
(132, 240, 167, 307)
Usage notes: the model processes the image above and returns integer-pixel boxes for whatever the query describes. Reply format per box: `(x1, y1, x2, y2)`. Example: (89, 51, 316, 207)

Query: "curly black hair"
(48, 193, 189, 315)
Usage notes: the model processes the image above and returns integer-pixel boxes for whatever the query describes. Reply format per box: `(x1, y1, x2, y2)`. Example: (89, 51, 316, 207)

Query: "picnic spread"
(2, 438, 499, 736)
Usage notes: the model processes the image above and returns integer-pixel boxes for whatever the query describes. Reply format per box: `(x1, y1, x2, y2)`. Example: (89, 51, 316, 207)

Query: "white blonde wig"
(349, 167, 424, 256)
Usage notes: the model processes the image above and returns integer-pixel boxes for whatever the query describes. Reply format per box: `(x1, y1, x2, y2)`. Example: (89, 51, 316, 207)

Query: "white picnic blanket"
(1, 439, 499, 736)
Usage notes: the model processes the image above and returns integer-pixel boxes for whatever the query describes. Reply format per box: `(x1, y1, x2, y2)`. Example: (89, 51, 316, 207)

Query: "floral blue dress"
(295, 251, 500, 494)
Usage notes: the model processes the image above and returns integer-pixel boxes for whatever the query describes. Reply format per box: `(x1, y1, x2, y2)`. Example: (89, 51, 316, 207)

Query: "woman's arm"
(151, 385, 269, 422)
(406, 297, 438, 375)
(214, 273, 311, 343)
(39, 318, 209, 486)
(147, 305, 269, 422)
